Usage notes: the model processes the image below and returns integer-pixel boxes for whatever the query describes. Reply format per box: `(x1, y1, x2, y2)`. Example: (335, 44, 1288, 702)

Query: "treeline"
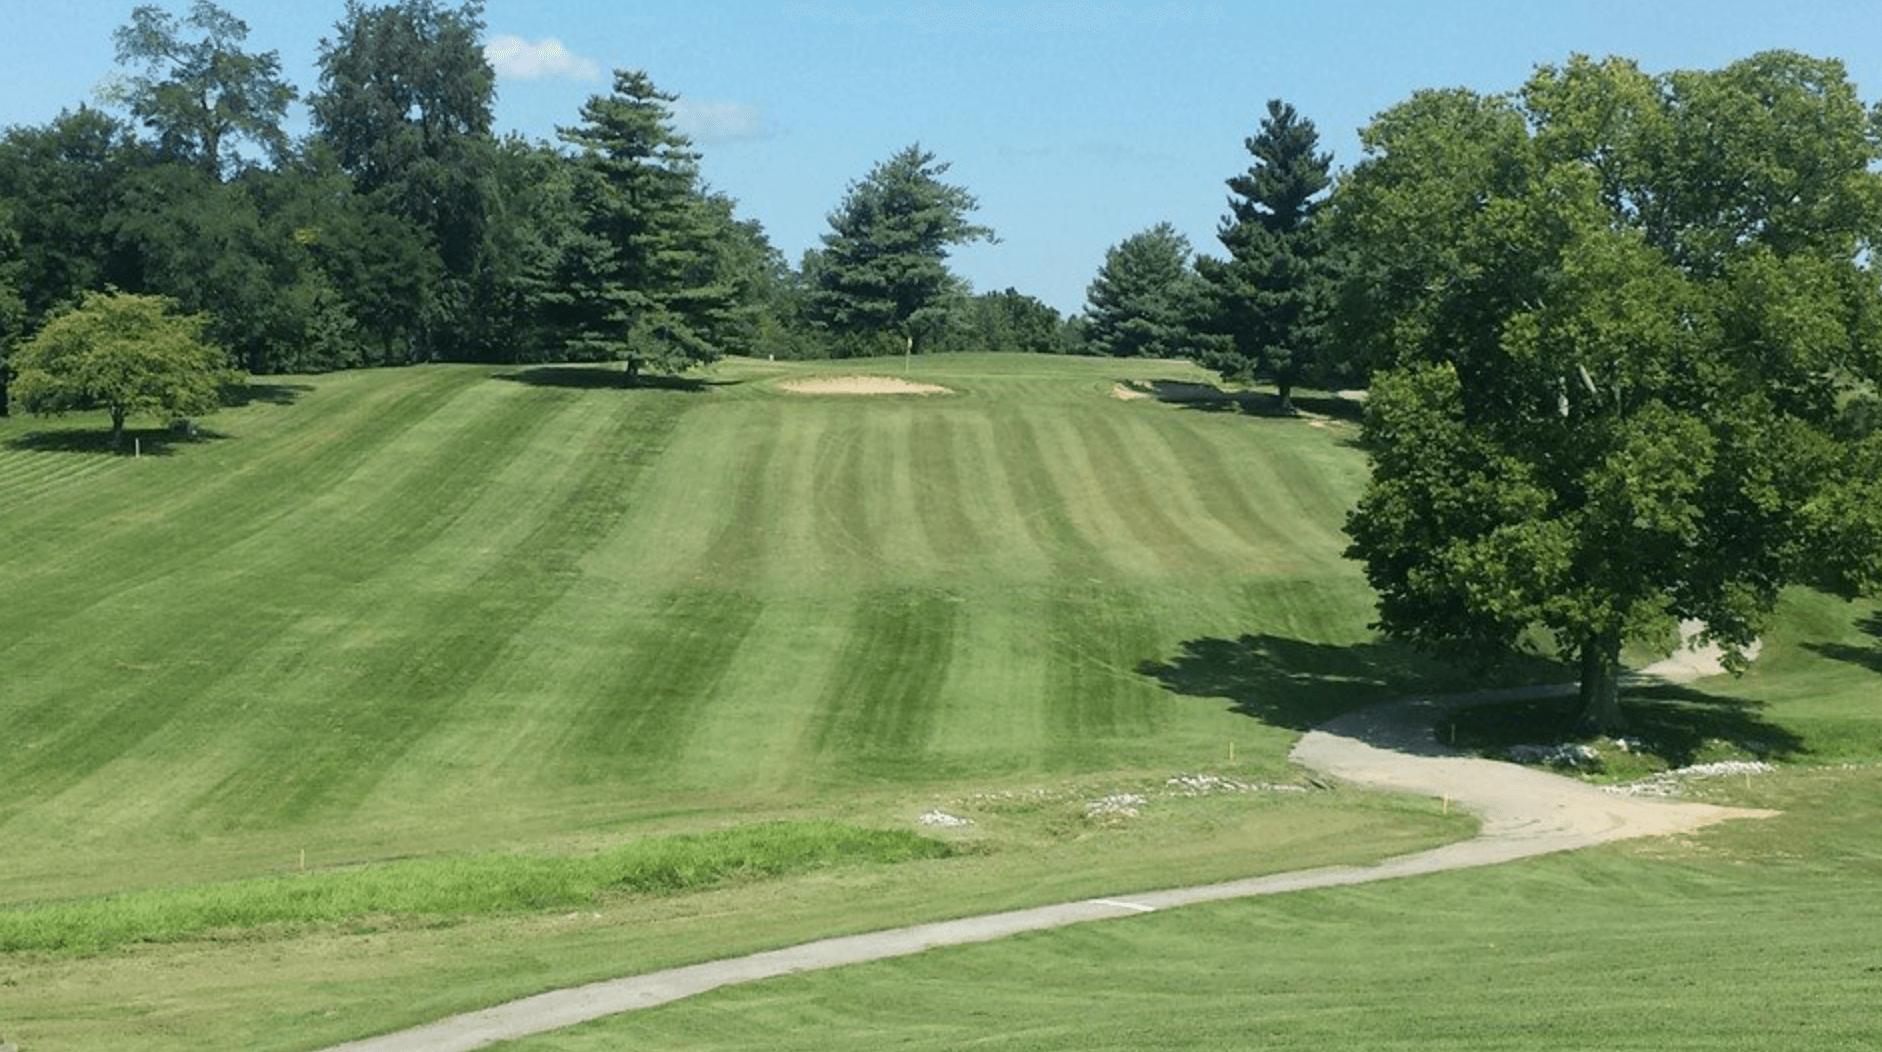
(0, 0, 1078, 383)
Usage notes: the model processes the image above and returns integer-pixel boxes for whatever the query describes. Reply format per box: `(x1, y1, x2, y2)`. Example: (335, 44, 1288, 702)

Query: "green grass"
(1450, 590, 1882, 779)
(0, 355, 1412, 902)
(1, 352, 1878, 1050)
(0, 821, 950, 956)
(495, 765, 1882, 1052)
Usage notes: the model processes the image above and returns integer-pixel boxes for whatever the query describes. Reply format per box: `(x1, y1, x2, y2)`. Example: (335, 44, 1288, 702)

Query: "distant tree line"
(0, 0, 1080, 394)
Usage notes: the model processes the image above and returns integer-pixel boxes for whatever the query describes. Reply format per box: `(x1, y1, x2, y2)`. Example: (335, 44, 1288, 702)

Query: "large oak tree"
(1337, 52, 1882, 731)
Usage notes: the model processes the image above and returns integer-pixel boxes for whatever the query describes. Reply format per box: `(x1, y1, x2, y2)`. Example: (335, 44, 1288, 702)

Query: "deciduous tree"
(0, 108, 143, 327)
(105, 1, 296, 178)
(310, 0, 494, 358)
(12, 289, 239, 447)
(1337, 52, 1882, 731)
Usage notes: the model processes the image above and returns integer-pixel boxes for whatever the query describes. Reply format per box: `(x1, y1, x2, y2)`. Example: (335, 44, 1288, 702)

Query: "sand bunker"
(780, 376, 952, 395)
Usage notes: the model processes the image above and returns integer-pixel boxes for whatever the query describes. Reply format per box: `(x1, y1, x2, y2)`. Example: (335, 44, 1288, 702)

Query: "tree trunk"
(111, 405, 127, 450)
(1575, 629, 1625, 734)
(621, 358, 641, 386)
(1276, 378, 1297, 416)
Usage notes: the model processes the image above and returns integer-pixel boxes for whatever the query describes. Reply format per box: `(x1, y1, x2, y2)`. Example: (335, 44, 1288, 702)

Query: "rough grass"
(495, 766, 1882, 1052)
(0, 821, 950, 956)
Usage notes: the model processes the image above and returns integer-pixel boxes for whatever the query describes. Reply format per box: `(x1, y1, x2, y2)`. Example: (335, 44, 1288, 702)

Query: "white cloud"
(484, 35, 603, 83)
(672, 98, 772, 144)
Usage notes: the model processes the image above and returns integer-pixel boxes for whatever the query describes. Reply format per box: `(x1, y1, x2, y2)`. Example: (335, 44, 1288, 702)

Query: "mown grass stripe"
(985, 411, 1099, 577)
(551, 589, 768, 783)
(0, 368, 486, 597)
(907, 410, 986, 567)
(1042, 585, 1171, 756)
(809, 589, 959, 781)
(812, 411, 888, 575)
(1081, 409, 1253, 575)
(1017, 406, 1200, 578)
(3, 376, 701, 839)
(3, 380, 590, 831)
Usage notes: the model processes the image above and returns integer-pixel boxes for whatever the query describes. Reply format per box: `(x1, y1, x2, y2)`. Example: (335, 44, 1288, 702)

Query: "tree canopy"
(310, 0, 495, 359)
(1336, 52, 1882, 730)
(105, 1, 297, 178)
(810, 144, 994, 357)
(11, 289, 239, 446)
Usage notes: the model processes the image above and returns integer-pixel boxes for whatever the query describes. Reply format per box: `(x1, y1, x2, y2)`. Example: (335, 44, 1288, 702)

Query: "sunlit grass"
(0, 821, 949, 956)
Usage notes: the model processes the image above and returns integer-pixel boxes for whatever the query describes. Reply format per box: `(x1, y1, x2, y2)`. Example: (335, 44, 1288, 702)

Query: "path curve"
(321, 634, 1774, 1052)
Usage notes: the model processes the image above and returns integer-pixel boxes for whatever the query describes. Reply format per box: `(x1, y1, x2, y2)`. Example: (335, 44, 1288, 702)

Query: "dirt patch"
(779, 376, 952, 395)
(1111, 383, 1151, 401)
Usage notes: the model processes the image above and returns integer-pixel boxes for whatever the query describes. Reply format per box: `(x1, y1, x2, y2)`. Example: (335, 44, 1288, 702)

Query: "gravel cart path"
(320, 630, 1773, 1052)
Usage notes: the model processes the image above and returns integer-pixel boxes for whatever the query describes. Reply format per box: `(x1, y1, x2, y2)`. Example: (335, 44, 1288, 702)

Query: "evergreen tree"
(812, 144, 994, 360)
(551, 69, 732, 381)
(1196, 99, 1334, 413)
(1083, 222, 1208, 359)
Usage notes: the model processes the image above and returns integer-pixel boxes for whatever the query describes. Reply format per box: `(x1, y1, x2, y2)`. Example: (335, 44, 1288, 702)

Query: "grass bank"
(0, 821, 949, 956)
(498, 765, 1882, 1052)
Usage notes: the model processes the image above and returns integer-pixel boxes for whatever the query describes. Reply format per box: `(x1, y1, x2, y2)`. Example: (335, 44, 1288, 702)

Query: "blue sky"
(8, 1, 1882, 314)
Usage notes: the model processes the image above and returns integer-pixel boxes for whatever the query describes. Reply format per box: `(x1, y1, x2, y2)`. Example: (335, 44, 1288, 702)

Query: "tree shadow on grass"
(495, 366, 738, 392)
(6, 424, 227, 457)
(1136, 632, 1568, 733)
(1118, 379, 1365, 422)
(1450, 683, 1807, 767)
(1802, 611, 1882, 677)
(225, 381, 313, 407)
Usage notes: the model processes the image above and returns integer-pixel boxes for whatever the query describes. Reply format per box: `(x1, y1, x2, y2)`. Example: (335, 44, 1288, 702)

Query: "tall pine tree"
(812, 145, 994, 360)
(551, 69, 732, 381)
(1196, 99, 1334, 413)
(1083, 222, 1208, 360)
